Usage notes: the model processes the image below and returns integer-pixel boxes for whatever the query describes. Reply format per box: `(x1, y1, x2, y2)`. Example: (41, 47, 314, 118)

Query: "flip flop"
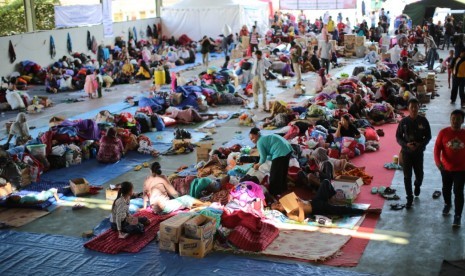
(72, 203, 86, 210)
(142, 162, 149, 168)
(134, 165, 142, 171)
(384, 187, 397, 195)
(371, 187, 378, 194)
(390, 203, 406, 210)
(432, 190, 442, 199)
(382, 193, 400, 200)
(378, 186, 386, 194)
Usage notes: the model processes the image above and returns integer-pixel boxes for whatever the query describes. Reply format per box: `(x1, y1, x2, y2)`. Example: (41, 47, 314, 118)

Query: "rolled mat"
(84, 211, 172, 254)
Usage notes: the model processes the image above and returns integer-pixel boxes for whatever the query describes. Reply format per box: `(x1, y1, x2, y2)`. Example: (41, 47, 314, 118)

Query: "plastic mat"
(0, 230, 375, 276)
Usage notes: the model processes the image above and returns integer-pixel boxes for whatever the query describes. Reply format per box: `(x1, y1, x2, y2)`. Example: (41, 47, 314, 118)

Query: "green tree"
(0, 0, 59, 36)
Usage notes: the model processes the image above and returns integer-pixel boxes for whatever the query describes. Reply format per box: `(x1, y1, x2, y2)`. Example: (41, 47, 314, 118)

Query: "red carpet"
(84, 211, 173, 254)
(323, 122, 401, 267)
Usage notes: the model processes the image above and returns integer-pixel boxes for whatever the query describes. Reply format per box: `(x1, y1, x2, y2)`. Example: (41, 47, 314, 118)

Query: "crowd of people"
(1, 5, 465, 248)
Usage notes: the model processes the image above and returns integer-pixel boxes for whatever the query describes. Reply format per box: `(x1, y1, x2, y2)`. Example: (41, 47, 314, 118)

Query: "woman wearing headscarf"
(310, 147, 360, 180)
(4, 112, 31, 147)
(97, 127, 124, 163)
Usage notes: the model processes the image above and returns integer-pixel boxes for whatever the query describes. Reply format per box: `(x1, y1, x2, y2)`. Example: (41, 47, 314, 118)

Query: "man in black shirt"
(396, 98, 432, 208)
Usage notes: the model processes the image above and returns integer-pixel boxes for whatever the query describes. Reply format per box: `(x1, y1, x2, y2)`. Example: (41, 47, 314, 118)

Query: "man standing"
(251, 50, 271, 111)
(450, 49, 465, 107)
(396, 98, 432, 208)
(318, 35, 333, 74)
(443, 17, 455, 50)
(290, 40, 302, 87)
(434, 109, 465, 227)
(424, 32, 438, 71)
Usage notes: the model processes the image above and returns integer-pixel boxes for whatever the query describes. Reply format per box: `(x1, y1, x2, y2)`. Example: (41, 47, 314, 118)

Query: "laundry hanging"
(153, 24, 158, 39)
(91, 36, 98, 54)
(87, 30, 92, 51)
(133, 27, 138, 43)
(8, 40, 16, 63)
(146, 25, 153, 38)
(67, 33, 73, 54)
(50, 35, 56, 59)
(128, 28, 134, 42)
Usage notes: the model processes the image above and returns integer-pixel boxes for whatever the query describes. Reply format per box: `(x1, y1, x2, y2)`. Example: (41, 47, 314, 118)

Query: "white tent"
(161, 0, 270, 40)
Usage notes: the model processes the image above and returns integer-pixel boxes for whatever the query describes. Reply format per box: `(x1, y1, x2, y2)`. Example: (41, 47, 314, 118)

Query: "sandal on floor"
(143, 162, 149, 168)
(432, 190, 442, 199)
(371, 187, 378, 194)
(382, 193, 400, 200)
(390, 203, 406, 210)
(378, 186, 386, 194)
(376, 129, 385, 137)
(384, 187, 397, 195)
(134, 165, 142, 171)
(72, 203, 86, 210)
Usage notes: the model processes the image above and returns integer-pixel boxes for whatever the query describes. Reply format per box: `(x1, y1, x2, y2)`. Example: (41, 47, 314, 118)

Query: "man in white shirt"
(178, 46, 190, 62)
(251, 50, 271, 111)
(318, 35, 333, 74)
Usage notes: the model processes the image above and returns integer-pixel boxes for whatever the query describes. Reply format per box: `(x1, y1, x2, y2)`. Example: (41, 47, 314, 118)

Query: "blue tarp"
(0, 230, 375, 276)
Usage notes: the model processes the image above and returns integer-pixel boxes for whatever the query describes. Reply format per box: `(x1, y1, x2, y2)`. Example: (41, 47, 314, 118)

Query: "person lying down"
(272, 179, 381, 222)
(5, 188, 61, 205)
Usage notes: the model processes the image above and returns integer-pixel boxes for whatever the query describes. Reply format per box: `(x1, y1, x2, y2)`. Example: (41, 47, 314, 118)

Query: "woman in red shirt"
(434, 109, 465, 227)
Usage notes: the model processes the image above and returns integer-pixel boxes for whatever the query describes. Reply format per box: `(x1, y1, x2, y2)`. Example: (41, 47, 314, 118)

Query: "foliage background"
(0, 0, 59, 37)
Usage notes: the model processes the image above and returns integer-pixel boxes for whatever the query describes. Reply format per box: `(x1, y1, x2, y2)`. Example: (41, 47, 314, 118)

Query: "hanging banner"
(102, 0, 114, 37)
(55, 4, 103, 28)
(279, 0, 357, 10)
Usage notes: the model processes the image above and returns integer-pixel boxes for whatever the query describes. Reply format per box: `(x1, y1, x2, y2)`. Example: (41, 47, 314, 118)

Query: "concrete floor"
(2, 48, 463, 275)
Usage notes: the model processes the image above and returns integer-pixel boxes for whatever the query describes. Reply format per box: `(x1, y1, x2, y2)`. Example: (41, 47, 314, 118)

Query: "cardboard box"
(344, 43, 355, 52)
(179, 235, 213, 258)
(0, 182, 13, 197)
(183, 215, 216, 240)
(279, 192, 299, 213)
(159, 213, 195, 243)
(105, 184, 121, 200)
(344, 34, 356, 44)
(231, 49, 243, 59)
(417, 85, 426, 93)
(159, 238, 178, 252)
(5, 121, 14, 134)
(381, 53, 391, 61)
(418, 93, 431, 103)
(69, 178, 90, 196)
(427, 72, 436, 79)
(241, 36, 250, 49)
(426, 84, 435, 92)
(196, 141, 214, 162)
(332, 176, 364, 203)
(355, 36, 366, 46)
(173, 139, 192, 150)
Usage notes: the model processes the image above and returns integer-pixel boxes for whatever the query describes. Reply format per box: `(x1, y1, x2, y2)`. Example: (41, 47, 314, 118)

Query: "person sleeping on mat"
(110, 181, 150, 239)
(143, 162, 210, 214)
(272, 179, 382, 222)
(5, 188, 61, 205)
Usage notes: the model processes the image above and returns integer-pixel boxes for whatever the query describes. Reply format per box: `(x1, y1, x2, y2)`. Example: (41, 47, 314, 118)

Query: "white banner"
(102, 0, 113, 37)
(55, 4, 103, 28)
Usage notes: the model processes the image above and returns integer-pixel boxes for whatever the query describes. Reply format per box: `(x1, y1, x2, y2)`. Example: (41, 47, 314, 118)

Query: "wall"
(0, 18, 160, 78)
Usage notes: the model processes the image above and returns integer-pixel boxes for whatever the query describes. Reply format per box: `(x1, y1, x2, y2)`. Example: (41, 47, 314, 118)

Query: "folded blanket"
(84, 211, 172, 254)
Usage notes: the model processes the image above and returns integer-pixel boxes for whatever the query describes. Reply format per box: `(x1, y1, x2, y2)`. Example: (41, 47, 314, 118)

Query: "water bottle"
(91, 148, 97, 158)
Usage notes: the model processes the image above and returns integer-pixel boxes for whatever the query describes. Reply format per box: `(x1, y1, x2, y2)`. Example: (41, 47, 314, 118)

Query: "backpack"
(135, 113, 152, 133)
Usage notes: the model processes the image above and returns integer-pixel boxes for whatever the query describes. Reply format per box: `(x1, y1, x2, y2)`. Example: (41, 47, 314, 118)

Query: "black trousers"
(321, 58, 330, 73)
(402, 150, 424, 199)
(441, 170, 465, 217)
(450, 76, 465, 104)
(111, 217, 148, 234)
(269, 153, 291, 196)
(311, 179, 364, 216)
